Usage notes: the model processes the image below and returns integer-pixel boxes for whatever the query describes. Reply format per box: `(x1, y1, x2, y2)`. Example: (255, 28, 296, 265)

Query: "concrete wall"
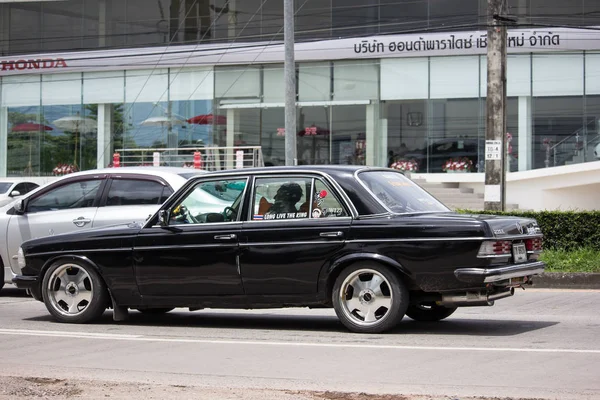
(412, 161, 600, 211)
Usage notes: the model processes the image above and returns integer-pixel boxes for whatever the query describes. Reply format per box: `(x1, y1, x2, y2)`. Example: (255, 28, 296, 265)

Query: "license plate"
(513, 243, 527, 263)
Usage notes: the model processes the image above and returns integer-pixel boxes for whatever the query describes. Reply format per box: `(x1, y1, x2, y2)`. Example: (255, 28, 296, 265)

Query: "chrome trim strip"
(346, 237, 487, 243)
(496, 234, 544, 240)
(477, 254, 511, 259)
(135, 243, 236, 251)
(527, 250, 543, 255)
(243, 240, 344, 247)
(243, 217, 353, 225)
(27, 248, 131, 257)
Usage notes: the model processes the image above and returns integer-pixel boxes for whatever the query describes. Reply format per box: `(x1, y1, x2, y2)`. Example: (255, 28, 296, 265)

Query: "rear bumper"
(454, 261, 546, 284)
(12, 275, 42, 301)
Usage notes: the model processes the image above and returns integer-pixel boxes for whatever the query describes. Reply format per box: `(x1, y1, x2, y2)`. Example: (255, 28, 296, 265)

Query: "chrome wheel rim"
(46, 264, 93, 317)
(339, 269, 393, 326)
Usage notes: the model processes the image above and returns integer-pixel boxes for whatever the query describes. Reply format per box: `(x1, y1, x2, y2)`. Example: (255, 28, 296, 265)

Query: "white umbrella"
(53, 115, 97, 133)
(140, 116, 186, 127)
(53, 114, 98, 166)
(140, 116, 187, 148)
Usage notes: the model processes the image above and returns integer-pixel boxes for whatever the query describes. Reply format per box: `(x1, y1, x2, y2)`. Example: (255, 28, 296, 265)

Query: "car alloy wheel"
(42, 261, 108, 323)
(332, 264, 409, 333)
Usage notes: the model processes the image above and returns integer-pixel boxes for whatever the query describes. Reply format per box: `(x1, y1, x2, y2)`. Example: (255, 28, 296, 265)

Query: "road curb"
(532, 272, 600, 289)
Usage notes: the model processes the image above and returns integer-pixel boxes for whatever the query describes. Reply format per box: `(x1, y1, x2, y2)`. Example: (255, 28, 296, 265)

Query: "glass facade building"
(1, 0, 600, 176)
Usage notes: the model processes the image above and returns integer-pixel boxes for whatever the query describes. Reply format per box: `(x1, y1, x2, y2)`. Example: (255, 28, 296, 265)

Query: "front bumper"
(12, 275, 42, 301)
(454, 261, 546, 285)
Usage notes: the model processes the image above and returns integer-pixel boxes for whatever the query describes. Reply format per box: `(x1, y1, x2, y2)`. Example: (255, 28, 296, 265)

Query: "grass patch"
(540, 247, 600, 273)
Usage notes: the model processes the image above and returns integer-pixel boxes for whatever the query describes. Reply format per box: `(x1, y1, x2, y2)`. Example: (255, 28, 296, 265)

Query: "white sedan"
(0, 180, 39, 208)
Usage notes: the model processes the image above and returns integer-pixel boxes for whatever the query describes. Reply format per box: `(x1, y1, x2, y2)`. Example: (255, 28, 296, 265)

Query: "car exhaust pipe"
(440, 287, 514, 307)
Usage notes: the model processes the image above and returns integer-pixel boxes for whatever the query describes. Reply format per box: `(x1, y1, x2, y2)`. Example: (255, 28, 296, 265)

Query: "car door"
(239, 174, 352, 295)
(133, 177, 248, 297)
(92, 175, 174, 227)
(6, 176, 105, 271)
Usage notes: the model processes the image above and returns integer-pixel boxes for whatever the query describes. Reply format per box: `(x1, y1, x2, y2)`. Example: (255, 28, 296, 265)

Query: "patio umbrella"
(187, 114, 227, 125)
(11, 123, 53, 174)
(53, 115, 97, 166)
(141, 116, 187, 149)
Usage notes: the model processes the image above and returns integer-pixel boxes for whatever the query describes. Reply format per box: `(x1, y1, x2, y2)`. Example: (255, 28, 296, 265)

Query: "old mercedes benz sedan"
(13, 166, 545, 333)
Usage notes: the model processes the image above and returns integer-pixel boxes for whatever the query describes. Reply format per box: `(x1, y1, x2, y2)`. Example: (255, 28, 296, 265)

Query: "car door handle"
(214, 234, 237, 240)
(72, 217, 92, 228)
(320, 231, 344, 238)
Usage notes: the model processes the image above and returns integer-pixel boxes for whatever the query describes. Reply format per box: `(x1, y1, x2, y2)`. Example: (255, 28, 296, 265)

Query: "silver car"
(0, 167, 215, 292)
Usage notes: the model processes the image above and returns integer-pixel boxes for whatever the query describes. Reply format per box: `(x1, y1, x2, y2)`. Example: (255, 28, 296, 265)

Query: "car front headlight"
(17, 247, 26, 269)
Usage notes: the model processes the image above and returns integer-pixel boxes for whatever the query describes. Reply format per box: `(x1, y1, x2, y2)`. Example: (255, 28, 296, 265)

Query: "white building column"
(518, 96, 533, 171)
(366, 102, 381, 166)
(0, 107, 7, 177)
(97, 104, 113, 168)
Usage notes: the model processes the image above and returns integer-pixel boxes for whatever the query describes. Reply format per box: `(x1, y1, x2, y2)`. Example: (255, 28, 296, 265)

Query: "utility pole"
(283, 0, 297, 166)
(484, 0, 508, 211)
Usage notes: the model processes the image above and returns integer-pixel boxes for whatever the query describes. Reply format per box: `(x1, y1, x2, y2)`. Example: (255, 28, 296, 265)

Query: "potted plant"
(390, 159, 419, 173)
(442, 157, 473, 173)
(52, 163, 79, 176)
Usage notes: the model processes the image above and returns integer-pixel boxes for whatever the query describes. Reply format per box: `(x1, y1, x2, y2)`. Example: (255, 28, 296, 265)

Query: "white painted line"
(0, 329, 140, 339)
(2, 328, 599, 354)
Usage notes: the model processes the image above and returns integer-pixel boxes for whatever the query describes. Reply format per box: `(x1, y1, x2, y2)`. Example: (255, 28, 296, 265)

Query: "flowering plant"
(390, 159, 419, 172)
(442, 157, 473, 172)
(52, 163, 79, 176)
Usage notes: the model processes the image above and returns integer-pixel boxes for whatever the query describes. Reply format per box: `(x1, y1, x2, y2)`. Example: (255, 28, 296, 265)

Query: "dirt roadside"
(0, 376, 545, 400)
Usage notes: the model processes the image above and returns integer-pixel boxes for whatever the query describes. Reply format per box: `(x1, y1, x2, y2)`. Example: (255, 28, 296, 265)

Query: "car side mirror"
(158, 210, 169, 227)
(13, 199, 25, 214)
(9, 190, 20, 197)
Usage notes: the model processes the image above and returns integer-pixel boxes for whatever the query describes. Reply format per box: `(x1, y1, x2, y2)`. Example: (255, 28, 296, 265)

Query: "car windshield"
(358, 171, 449, 214)
(0, 182, 11, 194)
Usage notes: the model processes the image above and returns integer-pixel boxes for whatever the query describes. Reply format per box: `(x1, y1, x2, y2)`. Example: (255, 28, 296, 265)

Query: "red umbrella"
(187, 114, 227, 125)
(11, 123, 53, 132)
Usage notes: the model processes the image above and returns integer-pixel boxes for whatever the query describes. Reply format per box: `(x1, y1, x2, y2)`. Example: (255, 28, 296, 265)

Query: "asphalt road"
(0, 285, 599, 400)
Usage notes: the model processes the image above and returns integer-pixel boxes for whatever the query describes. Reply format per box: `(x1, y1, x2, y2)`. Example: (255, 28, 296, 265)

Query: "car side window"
(25, 183, 39, 193)
(252, 177, 311, 221)
(169, 179, 246, 224)
(311, 180, 348, 218)
(27, 179, 103, 213)
(12, 183, 29, 195)
(106, 179, 172, 206)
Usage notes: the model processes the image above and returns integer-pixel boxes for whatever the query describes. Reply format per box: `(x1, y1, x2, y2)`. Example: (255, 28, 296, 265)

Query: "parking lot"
(1, 286, 599, 399)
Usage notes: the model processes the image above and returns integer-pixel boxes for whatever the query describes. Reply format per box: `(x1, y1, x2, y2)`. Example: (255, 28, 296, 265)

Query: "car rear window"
(357, 171, 449, 214)
(106, 179, 172, 206)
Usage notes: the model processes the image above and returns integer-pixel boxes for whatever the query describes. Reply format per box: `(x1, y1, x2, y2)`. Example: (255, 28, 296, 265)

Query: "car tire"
(42, 260, 109, 324)
(135, 308, 174, 314)
(405, 303, 457, 322)
(332, 263, 409, 334)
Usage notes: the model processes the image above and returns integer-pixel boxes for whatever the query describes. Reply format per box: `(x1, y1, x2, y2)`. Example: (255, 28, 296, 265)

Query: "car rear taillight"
(478, 240, 512, 258)
(525, 237, 543, 253)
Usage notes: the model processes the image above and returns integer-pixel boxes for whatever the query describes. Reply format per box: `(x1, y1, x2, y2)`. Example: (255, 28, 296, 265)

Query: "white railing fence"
(114, 146, 264, 171)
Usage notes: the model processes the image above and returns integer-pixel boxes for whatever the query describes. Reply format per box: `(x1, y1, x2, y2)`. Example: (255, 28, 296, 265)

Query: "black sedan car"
(13, 166, 545, 333)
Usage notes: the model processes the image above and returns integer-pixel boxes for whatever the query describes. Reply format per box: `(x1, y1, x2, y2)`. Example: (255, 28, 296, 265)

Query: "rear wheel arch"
(322, 254, 412, 303)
